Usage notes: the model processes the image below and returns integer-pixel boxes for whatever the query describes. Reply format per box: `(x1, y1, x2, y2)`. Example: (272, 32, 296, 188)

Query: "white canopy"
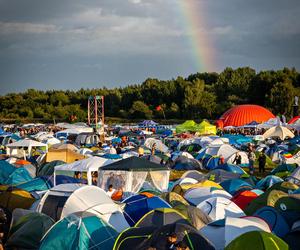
(54, 156, 120, 185)
(61, 185, 129, 232)
(263, 126, 294, 140)
(6, 139, 48, 157)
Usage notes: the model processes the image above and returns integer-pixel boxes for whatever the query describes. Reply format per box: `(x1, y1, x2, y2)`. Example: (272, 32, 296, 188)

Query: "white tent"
(37, 183, 84, 221)
(54, 156, 120, 185)
(6, 139, 48, 158)
(197, 197, 245, 222)
(200, 216, 271, 250)
(184, 187, 232, 206)
(144, 138, 169, 153)
(181, 170, 207, 181)
(202, 144, 249, 165)
(170, 177, 198, 191)
(60, 185, 129, 232)
(262, 126, 294, 140)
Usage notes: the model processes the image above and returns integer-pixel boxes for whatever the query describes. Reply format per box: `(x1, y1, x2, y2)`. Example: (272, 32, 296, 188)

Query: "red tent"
(218, 104, 275, 127)
(231, 190, 259, 210)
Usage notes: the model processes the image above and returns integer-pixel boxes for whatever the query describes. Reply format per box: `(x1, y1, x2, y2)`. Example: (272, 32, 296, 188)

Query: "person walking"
(258, 150, 267, 173)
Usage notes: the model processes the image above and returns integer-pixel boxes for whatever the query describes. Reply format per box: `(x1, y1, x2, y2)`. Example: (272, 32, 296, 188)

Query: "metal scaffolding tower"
(87, 96, 104, 130)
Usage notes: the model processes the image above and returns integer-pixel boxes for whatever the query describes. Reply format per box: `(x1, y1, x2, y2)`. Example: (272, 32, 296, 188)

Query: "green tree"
(268, 80, 295, 117)
(129, 101, 153, 119)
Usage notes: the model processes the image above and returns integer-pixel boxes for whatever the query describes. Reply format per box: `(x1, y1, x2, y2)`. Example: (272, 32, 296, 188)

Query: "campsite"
(0, 104, 300, 250)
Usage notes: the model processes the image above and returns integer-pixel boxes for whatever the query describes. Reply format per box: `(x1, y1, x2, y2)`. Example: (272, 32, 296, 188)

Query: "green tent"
(225, 231, 289, 250)
(135, 208, 190, 228)
(176, 120, 198, 133)
(6, 213, 54, 249)
(37, 160, 66, 176)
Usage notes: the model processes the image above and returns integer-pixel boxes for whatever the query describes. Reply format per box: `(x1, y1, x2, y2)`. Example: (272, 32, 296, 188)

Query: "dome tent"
(225, 231, 289, 250)
(217, 104, 275, 128)
(40, 211, 118, 250)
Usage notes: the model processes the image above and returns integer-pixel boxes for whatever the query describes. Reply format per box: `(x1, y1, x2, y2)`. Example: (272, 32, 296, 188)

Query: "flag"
(156, 105, 162, 111)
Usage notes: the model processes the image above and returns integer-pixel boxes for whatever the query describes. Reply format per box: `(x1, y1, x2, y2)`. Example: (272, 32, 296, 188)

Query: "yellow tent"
(45, 149, 86, 163)
(0, 188, 36, 212)
(196, 120, 217, 135)
(172, 180, 222, 195)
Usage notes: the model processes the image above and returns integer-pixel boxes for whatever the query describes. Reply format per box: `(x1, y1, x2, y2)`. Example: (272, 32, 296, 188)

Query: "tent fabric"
(263, 126, 295, 140)
(207, 169, 241, 183)
(0, 188, 36, 213)
(225, 231, 289, 250)
(212, 164, 247, 175)
(55, 156, 119, 185)
(160, 191, 189, 207)
(60, 185, 129, 232)
(176, 120, 198, 133)
(37, 183, 84, 221)
(144, 138, 169, 153)
(40, 212, 118, 250)
(255, 175, 284, 190)
(197, 197, 245, 222)
(184, 187, 232, 206)
(173, 204, 212, 230)
(218, 104, 275, 127)
(172, 180, 222, 196)
(134, 208, 190, 228)
(220, 179, 253, 196)
(100, 156, 168, 171)
(46, 148, 85, 163)
(5, 212, 54, 250)
(172, 156, 203, 171)
(196, 120, 217, 135)
(114, 223, 216, 250)
(231, 190, 260, 210)
(37, 160, 66, 176)
(253, 206, 290, 237)
(200, 216, 271, 249)
(123, 193, 171, 226)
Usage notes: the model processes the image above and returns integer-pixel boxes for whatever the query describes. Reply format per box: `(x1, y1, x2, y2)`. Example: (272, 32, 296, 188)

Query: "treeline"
(1, 67, 300, 122)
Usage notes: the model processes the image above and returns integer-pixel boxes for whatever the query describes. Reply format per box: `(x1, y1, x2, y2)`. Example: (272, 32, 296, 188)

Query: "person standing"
(233, 152, 242, 165)
(258, 150, 266, 173)
(248, 149, 256, 175)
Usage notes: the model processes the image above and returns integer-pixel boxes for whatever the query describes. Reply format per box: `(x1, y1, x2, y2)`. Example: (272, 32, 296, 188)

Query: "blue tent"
(100, 154, 122, 160)
(212, 163, 247, 175)
(123, 193, 171, 226)
(0, 160, 32, 185)
(206, 156, 220, 170)
(220, 178, 253, 196)
(172, 157, 203, 171)
(255, 175, 283, 190)
(253, 206, 290, 237)
(40, 212, 118, 250)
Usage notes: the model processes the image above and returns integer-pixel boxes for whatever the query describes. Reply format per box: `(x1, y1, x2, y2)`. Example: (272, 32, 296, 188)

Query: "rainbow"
(178, 0, 216, 72)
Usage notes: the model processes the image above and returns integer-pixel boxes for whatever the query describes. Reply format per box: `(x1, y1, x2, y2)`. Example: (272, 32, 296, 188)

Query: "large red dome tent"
(217, 104, 275, 128)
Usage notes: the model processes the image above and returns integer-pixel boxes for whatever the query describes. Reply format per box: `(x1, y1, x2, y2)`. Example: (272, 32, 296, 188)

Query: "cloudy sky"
(0, 0, 299, 94)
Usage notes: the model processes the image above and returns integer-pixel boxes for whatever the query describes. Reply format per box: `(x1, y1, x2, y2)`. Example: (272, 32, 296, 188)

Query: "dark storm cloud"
(0, 0, 299, 93)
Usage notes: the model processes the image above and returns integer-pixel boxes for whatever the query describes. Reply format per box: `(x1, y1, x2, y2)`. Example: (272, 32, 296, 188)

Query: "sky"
(0, 0, 299, 94)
